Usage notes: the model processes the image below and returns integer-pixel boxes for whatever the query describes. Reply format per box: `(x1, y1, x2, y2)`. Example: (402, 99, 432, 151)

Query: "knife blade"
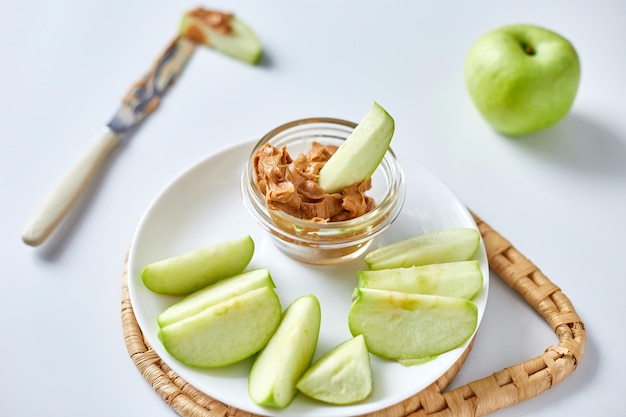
(22, 36, 196, 246)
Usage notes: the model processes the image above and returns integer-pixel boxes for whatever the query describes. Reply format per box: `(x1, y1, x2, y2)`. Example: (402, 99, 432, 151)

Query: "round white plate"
(128, 140, 489, 417)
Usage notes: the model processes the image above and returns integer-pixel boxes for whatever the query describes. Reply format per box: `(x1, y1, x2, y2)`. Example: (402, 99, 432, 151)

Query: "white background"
(1, 1, 625, 416)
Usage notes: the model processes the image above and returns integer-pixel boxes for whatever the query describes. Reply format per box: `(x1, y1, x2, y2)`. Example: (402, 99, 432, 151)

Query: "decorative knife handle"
(22, 129, 120, 246)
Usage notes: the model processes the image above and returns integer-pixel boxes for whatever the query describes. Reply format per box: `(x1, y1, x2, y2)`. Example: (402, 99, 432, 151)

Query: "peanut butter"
(253, 142, 375, 222)
(183, 8, 234, 44)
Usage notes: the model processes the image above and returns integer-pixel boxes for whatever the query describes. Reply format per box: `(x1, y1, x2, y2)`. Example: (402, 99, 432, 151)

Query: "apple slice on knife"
(180, 8, 262, 65)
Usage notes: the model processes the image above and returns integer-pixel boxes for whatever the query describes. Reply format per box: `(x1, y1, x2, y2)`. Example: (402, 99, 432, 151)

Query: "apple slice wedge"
(141, 235, 254, 295)
(157, 268, 274, 327)
(358, 260, 483, 300)
(296, 334, 372, 405)
(248, 295, 321, 408)
(158, 286, 281, 367)
(180, 8, 262, 65)
(317, 102, 394, 194)
(348, 288, 477, 361)
(365, 228, 480, 270)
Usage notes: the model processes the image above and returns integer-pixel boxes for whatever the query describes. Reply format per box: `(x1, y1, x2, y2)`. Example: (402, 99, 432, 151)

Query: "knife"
(22, 8, 262, 246)
(21, 36, 196, 247)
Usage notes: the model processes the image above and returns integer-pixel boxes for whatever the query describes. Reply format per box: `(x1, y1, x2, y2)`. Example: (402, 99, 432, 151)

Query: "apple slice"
(296, 335, 372, 405)
(157, 268, 274, 327)
(141, 235, 254, 295)
(365, 228, 480, 270)
(358, 260, 483, 300)
(317, 102, 394, 194)
(348, 288, 477, 361)
(180, 8, 262, 65)
(248, 295, 321, 408)
(158, 286, 281, 367)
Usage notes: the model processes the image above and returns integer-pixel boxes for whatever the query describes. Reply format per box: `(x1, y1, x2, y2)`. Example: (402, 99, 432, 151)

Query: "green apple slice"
(348, 288, 477, 361)
(141, 235, 254, 295)
(180, 9, 262, 65)
(358, 260, 483, 300)
(365, 228, 480, 270)
(296, 334, 372, 405)
(317, 102, 394, 194)
(158, 286, 281, 367)
(248, 295, 321, 408)
(157, 268, 274, 327)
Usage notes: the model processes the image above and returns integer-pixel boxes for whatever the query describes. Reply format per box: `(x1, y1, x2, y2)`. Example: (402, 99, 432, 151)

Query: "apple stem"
(522, 43, 536, 56)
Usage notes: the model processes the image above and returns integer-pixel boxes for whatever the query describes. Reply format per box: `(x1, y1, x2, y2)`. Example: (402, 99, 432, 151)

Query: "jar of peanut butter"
(241, 117, 405, 265)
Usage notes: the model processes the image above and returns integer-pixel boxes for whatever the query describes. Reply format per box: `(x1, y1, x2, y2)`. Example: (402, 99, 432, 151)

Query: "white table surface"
(2, 1, 624, 416)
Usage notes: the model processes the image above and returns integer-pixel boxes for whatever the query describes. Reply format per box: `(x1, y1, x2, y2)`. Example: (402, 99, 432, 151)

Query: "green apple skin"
(296, 334, 372, 405)
(358, 260, 483, 300)
(348, 288, 477, 361)
(248, 295, 321, 409)
(158, 286, 282, 368)
(157, 268, 274, 328)
(318, 102, 394, 194)
(141, 235, 254, 295)
(465, 24, 580, 136)
(365, 228, 480, 270)
(397, 355, 439, 367)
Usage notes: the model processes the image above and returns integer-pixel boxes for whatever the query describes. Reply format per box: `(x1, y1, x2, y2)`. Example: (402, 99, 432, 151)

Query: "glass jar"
(241, 117, 405, 265)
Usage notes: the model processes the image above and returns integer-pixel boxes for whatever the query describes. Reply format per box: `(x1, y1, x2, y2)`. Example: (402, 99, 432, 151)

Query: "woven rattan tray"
(121, 212, 586, 417)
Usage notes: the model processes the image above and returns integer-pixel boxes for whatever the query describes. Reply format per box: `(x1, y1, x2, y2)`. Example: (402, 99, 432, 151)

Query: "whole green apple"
(465, 24, 580, 136)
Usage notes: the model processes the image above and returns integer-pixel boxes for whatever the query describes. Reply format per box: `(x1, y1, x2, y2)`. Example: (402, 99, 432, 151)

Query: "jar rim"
(258, 117, 358, 143)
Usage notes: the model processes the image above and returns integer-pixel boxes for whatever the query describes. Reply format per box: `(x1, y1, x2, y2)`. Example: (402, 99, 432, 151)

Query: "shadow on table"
(504, 112, 626, 178)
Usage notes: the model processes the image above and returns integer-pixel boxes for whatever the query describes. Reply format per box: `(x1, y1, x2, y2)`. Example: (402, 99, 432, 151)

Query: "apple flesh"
(358, 260, 483, 300)
(365, 228, 480, 270)
(157, 268, 274, 327)
(158, 286, 281, 367)
(318, 102, 394, 194)
(248, 295, 321, 408)
(465, 24, 580, 136)
(141, 235, 254, 295)
(348, 288, 477, 361)
(296, 335, 372, 405)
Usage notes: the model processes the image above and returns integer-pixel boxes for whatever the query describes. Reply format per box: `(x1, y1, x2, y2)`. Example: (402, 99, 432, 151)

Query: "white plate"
(128, 140, 489, 417)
